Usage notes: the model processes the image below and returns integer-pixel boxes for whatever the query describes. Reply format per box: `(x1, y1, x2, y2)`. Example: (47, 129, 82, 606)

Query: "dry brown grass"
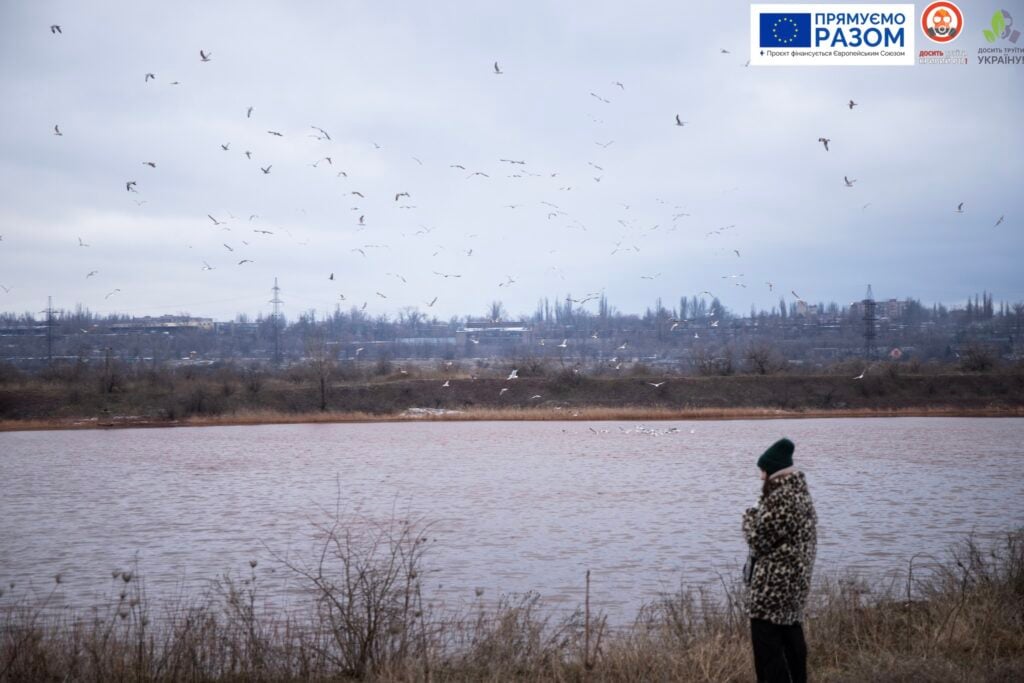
(2, 527, 1022, 682)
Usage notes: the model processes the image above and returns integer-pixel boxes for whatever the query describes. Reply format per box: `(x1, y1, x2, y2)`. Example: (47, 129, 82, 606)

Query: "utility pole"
(270, 278, 282, 366)
(863, 284, 877, 360)
(46, 295, 53, 367)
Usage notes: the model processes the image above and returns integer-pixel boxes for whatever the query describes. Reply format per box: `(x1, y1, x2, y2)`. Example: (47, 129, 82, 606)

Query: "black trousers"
(750, 618, 807, 683)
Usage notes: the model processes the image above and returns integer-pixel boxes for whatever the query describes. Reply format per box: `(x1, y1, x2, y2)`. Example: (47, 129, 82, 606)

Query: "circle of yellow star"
(772, 17, 800, 45)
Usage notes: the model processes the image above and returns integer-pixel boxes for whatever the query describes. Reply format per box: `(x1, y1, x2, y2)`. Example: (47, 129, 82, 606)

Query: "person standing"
(742, 437, 818, 682)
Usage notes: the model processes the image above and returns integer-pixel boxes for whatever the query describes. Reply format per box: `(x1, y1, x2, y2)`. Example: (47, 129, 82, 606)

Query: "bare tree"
(306, 329, 335, 411)
(745, 341, 783, 375)
(960, 342, 996, 373)
(487, 300, 506, 322)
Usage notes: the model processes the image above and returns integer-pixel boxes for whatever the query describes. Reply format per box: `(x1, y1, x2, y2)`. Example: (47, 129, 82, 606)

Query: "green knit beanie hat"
(757, 438, 794, 475)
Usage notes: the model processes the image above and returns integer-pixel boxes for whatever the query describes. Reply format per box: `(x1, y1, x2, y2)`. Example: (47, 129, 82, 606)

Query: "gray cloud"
(0, 0, 1022, 322)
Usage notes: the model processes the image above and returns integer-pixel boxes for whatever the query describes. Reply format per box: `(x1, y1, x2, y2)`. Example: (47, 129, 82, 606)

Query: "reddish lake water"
(1, 418, 1023, 622)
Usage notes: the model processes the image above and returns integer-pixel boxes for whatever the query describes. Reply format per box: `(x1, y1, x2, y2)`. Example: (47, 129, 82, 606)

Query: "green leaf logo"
(992, 10, 1007, 37)
(984, 28, 996, 43)
(991, 10, 1007, 35)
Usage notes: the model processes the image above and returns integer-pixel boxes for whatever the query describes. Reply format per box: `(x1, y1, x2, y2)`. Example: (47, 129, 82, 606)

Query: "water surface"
(2, 418, 1022, 621)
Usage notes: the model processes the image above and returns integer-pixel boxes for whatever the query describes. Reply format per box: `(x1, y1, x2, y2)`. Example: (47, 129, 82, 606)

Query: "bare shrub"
(273, 512, 432, 678)
(960, 343, 997, 372)
(745, 342, 784, 375)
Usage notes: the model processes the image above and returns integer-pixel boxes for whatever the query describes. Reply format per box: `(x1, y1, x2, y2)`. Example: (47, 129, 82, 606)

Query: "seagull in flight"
(507, 369, 519, 380)
(260, 165, 272, 174)
(145, 73, 155, 82)
(142, 161, 156, 168)
(202, 261, 214, 271)
(843, 176, 856, 187)
(848, 99, 858, 110)
(853, 369, 867, 380)
(220, 142, 230, 151)
(395, 192, 410, 201)
(53, 124, 62, 136)
(613, 81, 625, 90)
(557, 339, 568, 349)
(267, 130, 283, 137)
(791, 290, 804, 301)
(994, 215, 1005, 227)
(246, 106, 253, 118)
(648, 381, 666, 388)
(442, 380, 450, 388)
(104, 288, 121, 299)
(125, 181, 137, 192)
(818, 137, 830, 151)
(50, 25, 62, 34)
(675, 115, 687, 127)
(493, 61, 503, 75)
(86, 270, 98, 278)
(223, 243, 233, 252)
(955, 202, 964, 214)
(199, 50, 212, 62)
(426, 296, 438, 307)
(238, 259, 253, 265)
(310, 125, 331, 140)
(78, 237, 89, 247)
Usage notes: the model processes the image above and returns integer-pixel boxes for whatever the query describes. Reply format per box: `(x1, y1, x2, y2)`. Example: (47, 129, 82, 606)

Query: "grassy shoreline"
(2, 529, 1021, 681)
(3, 371, 1023, 432)
(2, 404, 1024, 432)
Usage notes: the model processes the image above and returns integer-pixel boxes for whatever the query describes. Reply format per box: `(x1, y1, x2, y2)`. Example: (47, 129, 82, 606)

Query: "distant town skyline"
(1, 1, 1021, 322)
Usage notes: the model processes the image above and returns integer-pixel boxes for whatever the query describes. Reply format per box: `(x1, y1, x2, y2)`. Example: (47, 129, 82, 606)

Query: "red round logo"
(922, 1, 964, 43)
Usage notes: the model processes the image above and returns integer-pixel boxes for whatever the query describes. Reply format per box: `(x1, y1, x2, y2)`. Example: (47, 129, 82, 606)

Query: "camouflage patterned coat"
(742, 470, 818, 625)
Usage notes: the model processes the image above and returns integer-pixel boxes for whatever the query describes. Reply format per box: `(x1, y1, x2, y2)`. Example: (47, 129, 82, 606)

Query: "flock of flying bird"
(6, 23, 1009, 346)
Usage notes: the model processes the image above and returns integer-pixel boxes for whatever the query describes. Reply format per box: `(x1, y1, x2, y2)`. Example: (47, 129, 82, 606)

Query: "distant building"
(109, 315, 214, 333)
(850, 298, 910, 320)
(455, 321, 534, 348)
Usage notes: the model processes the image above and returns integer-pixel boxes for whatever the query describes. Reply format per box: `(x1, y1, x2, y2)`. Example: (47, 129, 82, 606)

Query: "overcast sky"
(1, 0, 1022, 322)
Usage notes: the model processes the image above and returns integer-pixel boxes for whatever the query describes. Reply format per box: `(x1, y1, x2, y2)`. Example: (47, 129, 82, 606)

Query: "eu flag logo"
(759, 13, 812, 47)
